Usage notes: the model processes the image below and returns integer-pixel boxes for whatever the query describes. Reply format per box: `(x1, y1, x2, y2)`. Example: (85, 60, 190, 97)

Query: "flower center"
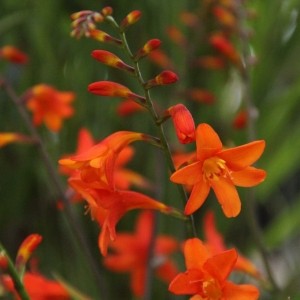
(202, 157, 226, 181)
(202, 278, 222, 299)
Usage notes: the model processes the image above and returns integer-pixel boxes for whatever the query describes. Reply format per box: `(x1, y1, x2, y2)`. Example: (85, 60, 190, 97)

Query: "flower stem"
(0, 242, 30, 300)
(0, 79, 108, 300)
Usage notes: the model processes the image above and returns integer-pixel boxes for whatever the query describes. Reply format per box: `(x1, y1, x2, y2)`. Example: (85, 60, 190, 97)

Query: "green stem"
(0, 243, 30, 300)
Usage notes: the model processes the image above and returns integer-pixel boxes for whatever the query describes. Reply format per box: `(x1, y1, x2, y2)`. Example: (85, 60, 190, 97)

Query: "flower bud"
(88, 29, 122, 45)
(101, 6, 113, 16)
(120, 10, 142, 31)
(145, 71, 178, 89)
(188, 88, 215, 104)
(0, 45, 28, 64)
(91, 50, 134, 73)
(135, 39, 162, 60)
(167, 104, 195, 144)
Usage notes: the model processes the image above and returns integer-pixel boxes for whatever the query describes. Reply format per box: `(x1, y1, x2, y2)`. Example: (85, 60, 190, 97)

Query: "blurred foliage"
(1, 0, 300, 299)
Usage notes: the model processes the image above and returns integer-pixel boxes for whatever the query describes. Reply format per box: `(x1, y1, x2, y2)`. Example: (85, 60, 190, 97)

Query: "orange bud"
(88, 29, 122, 45)
(148, 50, 174, 69)
(188, 88, 215, 104)
(0, 251, 8, 270)
(166, 26, 186, 46)
(15, 234, 42, 270)
(210, 33, 240, 65)
(120, 10, 142, 30)
(180, 12, 198, 27)
(213, 6, 236, 28)
(167, 104, 195, 144)
(145, 70, 178, 89)
(101, 6, 113, 16)
(135, 39, 162, 60)
(88, 81, 145, 101)
(91, 50, 134, 73)
(0, 132, 32, 148)
(70, 10, 93, 20)
(0, 45, 28, 64)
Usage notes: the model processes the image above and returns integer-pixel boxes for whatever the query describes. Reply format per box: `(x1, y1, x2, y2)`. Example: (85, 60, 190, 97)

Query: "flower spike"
(91, 50, 135, 73)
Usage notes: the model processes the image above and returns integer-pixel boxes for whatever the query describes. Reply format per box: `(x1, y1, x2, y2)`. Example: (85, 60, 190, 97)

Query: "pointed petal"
(156, 261, 178, 282)
(235, 255, 261, 279)
(170, 161, 202, 185)
(223, 282, 259, 300)
(203, 249, 237, 283)
(196, 123, 222, 161)
(135, 211, 153, 247)
(168, 269, 204, 295)
(184, 180, 210, 215)
(231, 167, 266, 187)
(104, 253, 136, 272)
(184, 238, 210, 270)
(211, 178, 241, 217)
(218, 140, 265, 171)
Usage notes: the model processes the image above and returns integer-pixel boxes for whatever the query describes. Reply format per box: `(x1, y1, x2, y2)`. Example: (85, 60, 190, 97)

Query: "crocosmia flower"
(25, 84, 75, 132)
(168, 238, 259, 300)
(104, 211, 178, 296)
(145, 70, 179, 88)
(0, 45, 28, 64)
(170, 123, 266, 217)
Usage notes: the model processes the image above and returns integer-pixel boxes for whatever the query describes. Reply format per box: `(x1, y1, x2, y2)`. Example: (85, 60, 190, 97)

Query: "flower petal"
(218, 140, 265, 171)
(196, 123, 222, 161)
(231, 167, 266, 187)
(168, 269, 204, 295)
(184, 238, 210, 270)
(170, 161, 202, 185)
(184, 180, 210, 215)
(203, 248, 237, 283)
(210, 177, 241, 217)
(222, 281, 259, 300)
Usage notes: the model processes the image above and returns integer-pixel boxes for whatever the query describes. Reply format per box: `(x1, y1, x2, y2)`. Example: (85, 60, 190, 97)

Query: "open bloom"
(25, 84, 75, 132)
(170, 123, 266, 217)
(169, 238, 259, 300)
(59, 131, 150, 190)
(2, 272, 70, 300)
(68, 178, 173, 256)
(203, 211, 261, 278)
(104, 211, 178, 296)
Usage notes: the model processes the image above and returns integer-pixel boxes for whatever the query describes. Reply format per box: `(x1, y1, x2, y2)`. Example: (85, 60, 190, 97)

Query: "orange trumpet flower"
(25, 84, 75, 132)
(68, 178, 174, 256)
(170, 123, 266, 217)
(168, 238, 259, 299)
(104, 211, 178, 296)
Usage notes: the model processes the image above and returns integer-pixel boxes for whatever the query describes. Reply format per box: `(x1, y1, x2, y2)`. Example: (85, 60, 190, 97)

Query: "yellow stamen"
(202, 157, 226, 181)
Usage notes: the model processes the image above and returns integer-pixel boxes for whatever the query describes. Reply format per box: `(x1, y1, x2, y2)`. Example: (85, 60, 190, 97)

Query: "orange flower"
(203, 211, 261, 278)
(87, 29, 122, 45)
(170, 123, 266, 217)
(15, 234, 42, 271)
(168, 238, 259, 299)
(135, 39, 162, 60)
(104, 211, 178, 296)
(166, 104, 195, 144)
(2, 272, 70, 300)
(59, 131, 150, 190)
(0, 133, 32, 148)
(88, 81, 145, 102)
(91, 50, 134, 73)
(145, 70, 179, 89)
(0, 45, 28, 64)
(25, 84, 75, 132)
(68, 179, 173, 256)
